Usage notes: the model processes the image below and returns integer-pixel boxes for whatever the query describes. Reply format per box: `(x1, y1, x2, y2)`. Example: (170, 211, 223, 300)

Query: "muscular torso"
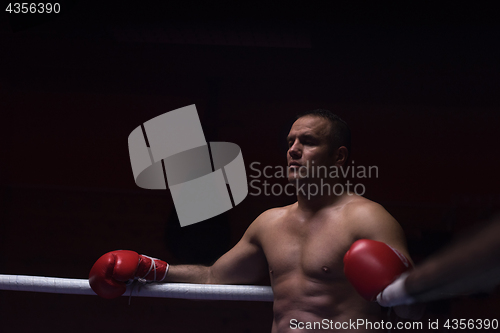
(257, 197, 386, 332)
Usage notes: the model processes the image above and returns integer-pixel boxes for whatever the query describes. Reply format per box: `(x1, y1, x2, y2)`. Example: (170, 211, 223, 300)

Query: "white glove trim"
(377, 272, 416, 307)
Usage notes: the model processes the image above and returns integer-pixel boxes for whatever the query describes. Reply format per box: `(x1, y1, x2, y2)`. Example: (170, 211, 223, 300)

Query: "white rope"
(0, 274, 274, 302)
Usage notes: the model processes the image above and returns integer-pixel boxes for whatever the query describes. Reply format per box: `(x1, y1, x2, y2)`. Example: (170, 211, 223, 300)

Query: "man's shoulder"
(256, 204, 294, 223)
(249, 203, 295, 231)
(342, 196, 404, 242)
(342, 196, 396, 230)
(343, 195, 388, 217)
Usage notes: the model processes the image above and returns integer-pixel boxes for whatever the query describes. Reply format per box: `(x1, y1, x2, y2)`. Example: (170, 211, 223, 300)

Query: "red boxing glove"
(89, 250, 169, 299)
(344, 239, 412, 302)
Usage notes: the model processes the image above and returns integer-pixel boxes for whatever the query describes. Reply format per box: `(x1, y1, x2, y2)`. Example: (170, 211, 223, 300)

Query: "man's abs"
(271, 274, 382, 333)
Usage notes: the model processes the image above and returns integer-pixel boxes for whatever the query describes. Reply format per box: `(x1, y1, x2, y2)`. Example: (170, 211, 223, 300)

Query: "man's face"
(286, 115, 334, 183)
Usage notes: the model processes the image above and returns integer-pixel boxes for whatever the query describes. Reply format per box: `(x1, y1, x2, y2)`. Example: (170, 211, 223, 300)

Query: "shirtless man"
(90, 110, 413, 332)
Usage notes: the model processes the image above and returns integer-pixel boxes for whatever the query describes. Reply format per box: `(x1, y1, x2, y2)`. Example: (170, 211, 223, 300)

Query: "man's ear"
(335, 146, 348, 166)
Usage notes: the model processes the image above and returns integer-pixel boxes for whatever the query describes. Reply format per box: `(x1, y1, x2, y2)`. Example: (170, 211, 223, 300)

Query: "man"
(91, 110, 414, 332)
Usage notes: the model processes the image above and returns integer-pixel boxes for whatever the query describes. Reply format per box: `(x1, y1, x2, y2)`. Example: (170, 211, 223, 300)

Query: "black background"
(1, 1, 499, 332)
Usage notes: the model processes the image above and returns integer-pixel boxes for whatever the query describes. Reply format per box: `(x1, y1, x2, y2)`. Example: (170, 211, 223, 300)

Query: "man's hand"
(89, 250, 169, 299)
(344, 239, 412, 302)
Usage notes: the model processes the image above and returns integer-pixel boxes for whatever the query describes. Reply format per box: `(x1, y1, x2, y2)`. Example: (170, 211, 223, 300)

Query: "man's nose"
(288, 141, 301, 158)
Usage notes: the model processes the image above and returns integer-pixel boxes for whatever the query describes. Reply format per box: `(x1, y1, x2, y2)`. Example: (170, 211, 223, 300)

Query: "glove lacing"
(127, 255, 169, 305)
(138, 255, 169, 283)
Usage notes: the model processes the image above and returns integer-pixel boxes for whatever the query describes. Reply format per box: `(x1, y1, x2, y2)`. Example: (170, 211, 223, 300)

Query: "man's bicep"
(209, 226, 268, 285)
(356, 204, 412, 262)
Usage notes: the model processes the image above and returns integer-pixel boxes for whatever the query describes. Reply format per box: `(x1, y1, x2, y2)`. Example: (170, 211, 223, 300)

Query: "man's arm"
(89, 212, 271, 299)
(351, 201, 412, 262)
(165, 212, 269, 285)
(347, 201, 424, 319)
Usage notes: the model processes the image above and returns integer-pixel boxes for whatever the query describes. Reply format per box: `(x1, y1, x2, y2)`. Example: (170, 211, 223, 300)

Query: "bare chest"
(261, 216, 355, 281)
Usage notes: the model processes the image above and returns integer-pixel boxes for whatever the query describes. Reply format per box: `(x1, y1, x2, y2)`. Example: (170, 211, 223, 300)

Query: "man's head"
(296, 109, 351, 157)
(286, 109, 351, 183)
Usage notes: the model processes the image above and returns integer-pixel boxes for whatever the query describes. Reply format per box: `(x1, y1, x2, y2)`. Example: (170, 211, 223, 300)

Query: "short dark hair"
(297, 109, 351, 156)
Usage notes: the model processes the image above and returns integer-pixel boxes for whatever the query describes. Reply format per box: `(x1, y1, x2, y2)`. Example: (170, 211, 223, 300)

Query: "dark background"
(1, 1, 499, 332)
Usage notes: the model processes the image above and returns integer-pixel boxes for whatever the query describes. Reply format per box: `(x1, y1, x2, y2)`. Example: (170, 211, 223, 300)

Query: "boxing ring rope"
(0, 274, 274, 302)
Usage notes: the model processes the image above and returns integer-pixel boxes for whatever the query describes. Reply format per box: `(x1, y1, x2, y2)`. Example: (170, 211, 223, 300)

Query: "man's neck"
(295, 180, 350, 214)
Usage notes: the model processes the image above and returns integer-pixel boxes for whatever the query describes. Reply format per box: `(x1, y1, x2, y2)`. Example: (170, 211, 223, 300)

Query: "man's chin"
(287, 174, 299, 183)
(287, 169, 304, 182)
(288, 176, 306, 185)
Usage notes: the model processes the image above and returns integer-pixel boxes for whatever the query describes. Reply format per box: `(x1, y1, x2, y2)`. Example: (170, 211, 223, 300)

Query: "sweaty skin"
(165, 116, 412, 332)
